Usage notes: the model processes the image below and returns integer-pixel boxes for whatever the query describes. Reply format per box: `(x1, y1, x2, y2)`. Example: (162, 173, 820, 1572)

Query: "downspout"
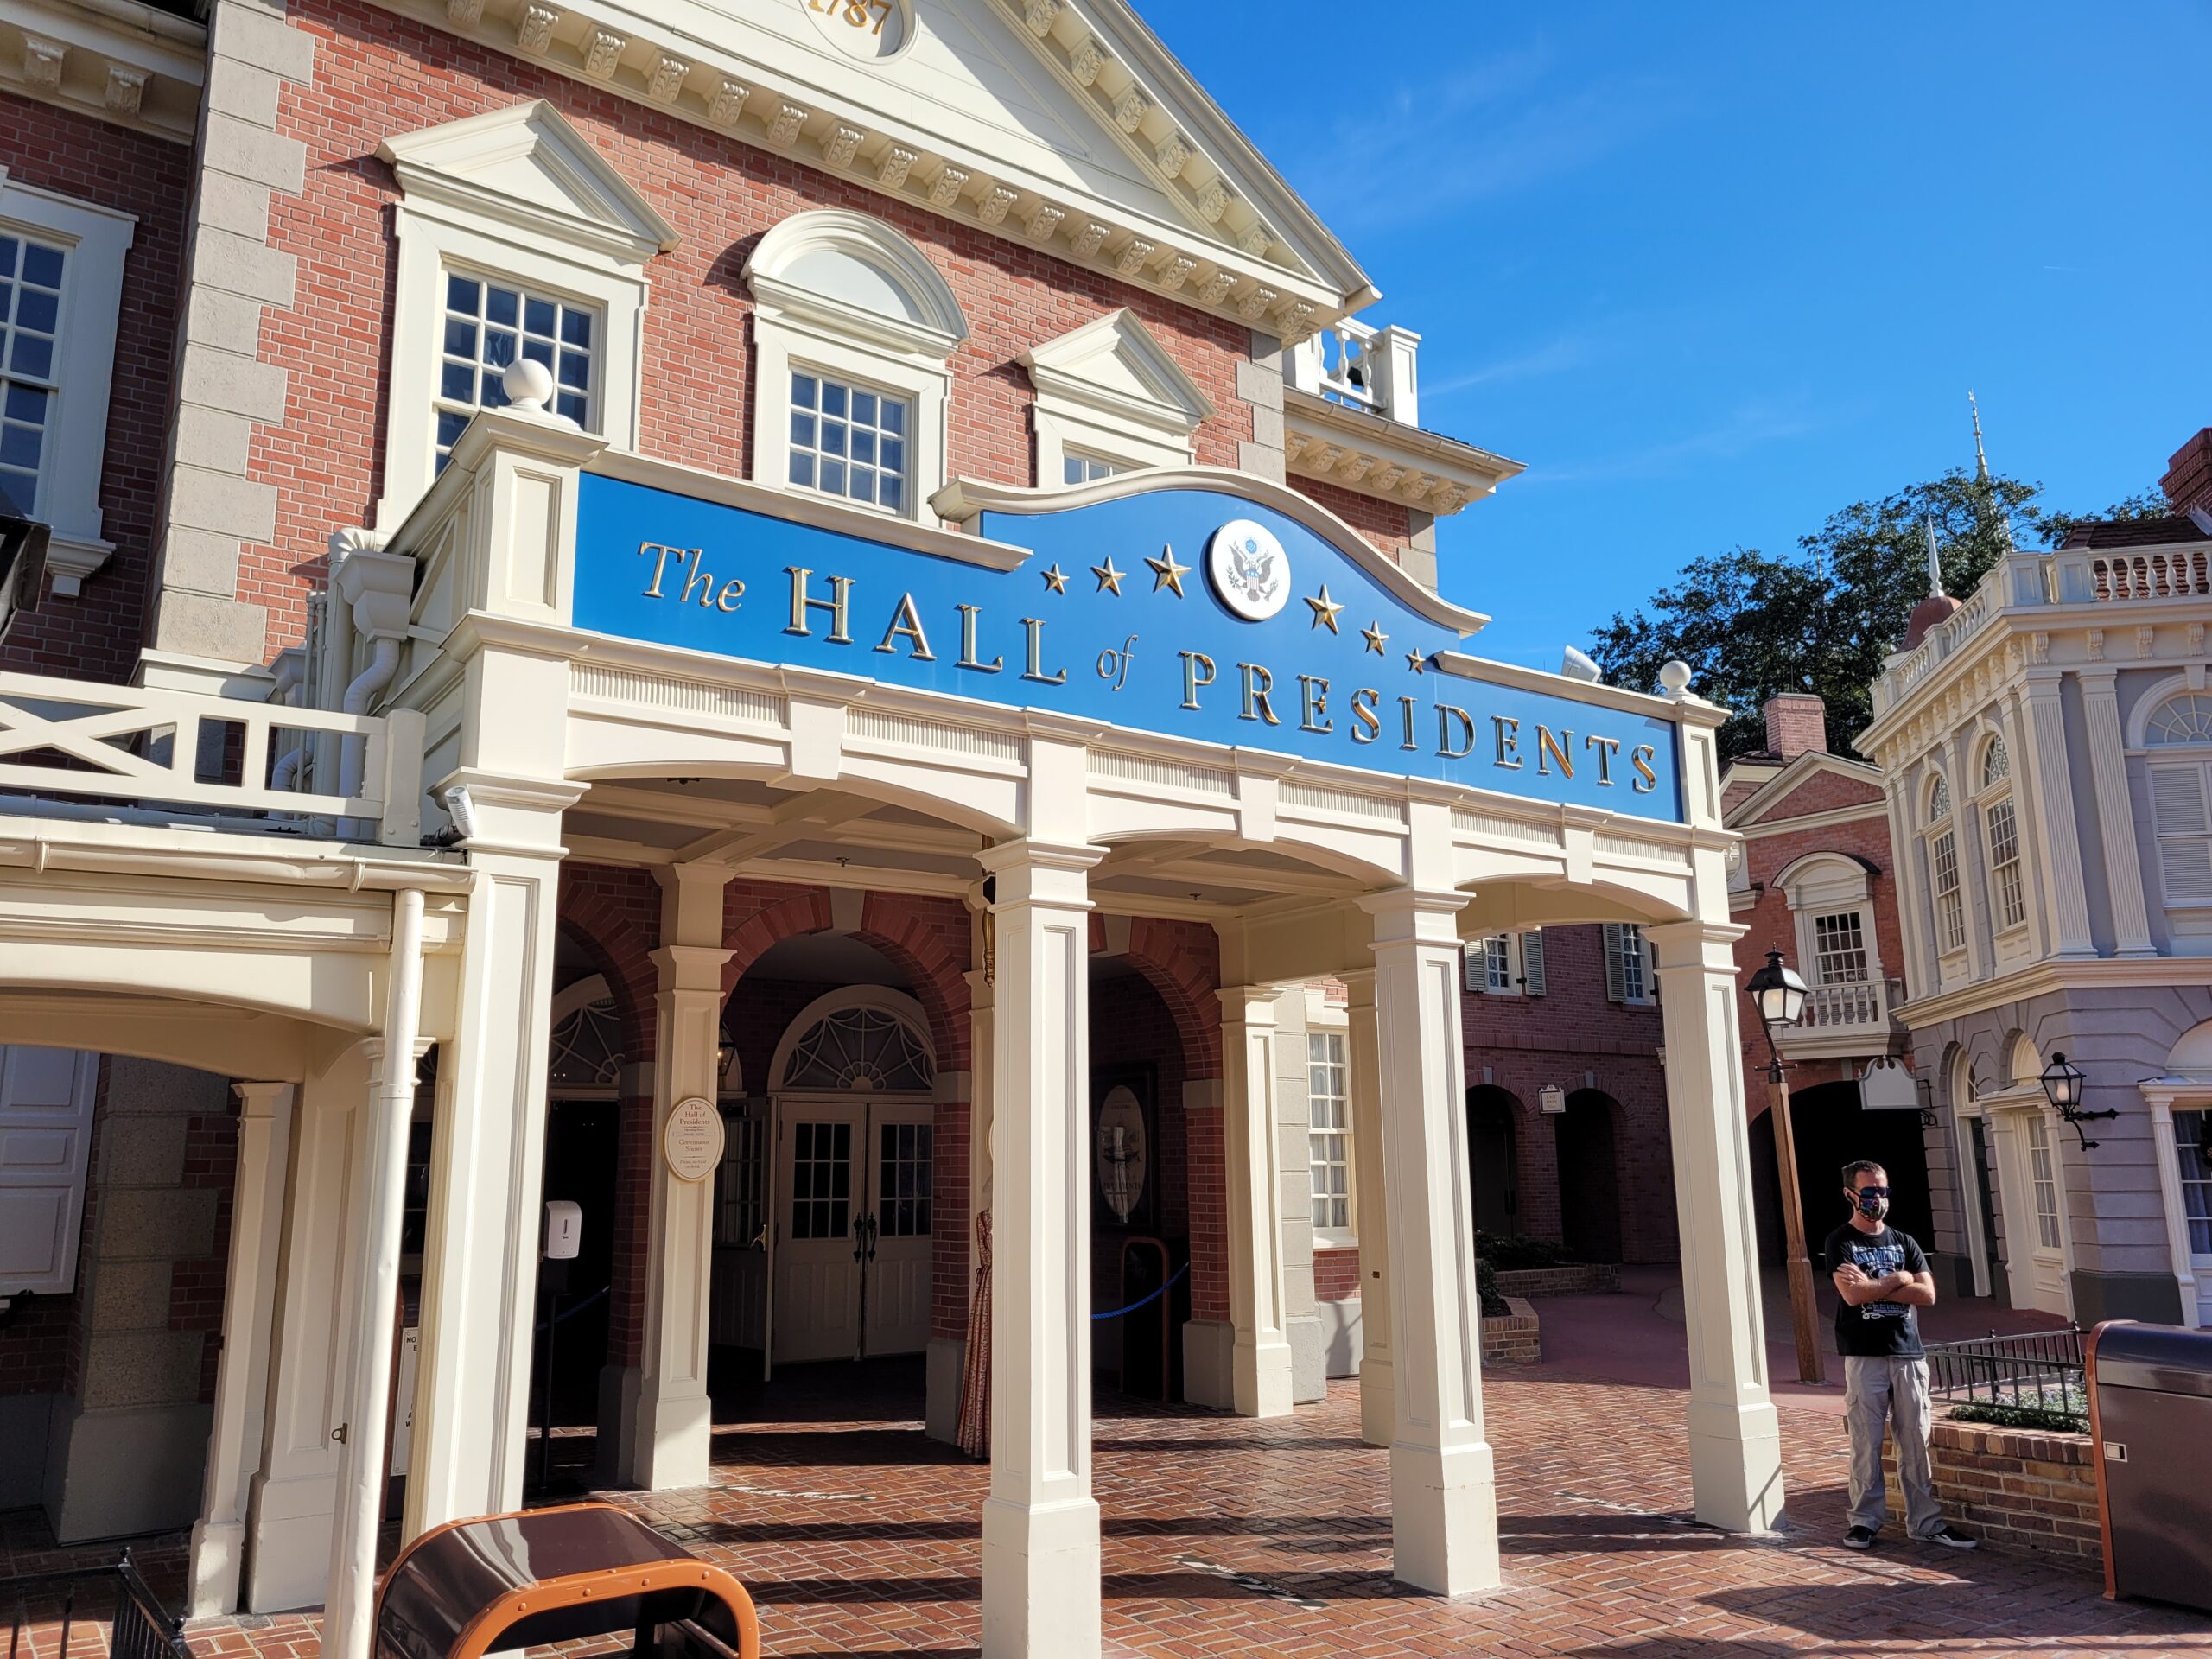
(336, 636, 402, 804)
(321, 885, 426, 1659)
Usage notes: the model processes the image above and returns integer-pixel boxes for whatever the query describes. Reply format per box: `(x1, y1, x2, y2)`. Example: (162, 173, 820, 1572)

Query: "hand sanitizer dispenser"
(544, 1199, 582, 1262)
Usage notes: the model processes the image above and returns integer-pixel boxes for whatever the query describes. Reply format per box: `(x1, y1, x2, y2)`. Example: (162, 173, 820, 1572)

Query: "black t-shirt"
(1823, 1223, 1929, 1358)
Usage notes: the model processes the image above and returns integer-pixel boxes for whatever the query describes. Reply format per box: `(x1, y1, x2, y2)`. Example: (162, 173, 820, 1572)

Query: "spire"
(1969, 390, 1991, 483)
(1924, 516, 1945, 599)
(1967, 391, 2015, 550)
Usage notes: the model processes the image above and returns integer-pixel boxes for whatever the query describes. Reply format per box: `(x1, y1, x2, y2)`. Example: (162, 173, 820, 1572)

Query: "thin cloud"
(1527, 397, 1847, 485)
(1424, 334, 1603, 398)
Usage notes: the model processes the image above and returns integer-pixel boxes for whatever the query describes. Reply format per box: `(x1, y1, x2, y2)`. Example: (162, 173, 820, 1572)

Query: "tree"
(1589, 468, 2129, 763)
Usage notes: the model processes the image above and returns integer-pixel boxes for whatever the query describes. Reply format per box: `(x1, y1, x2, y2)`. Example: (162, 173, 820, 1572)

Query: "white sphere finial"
(1658, 659, 1694, 699)
(502, 355, 556, 413)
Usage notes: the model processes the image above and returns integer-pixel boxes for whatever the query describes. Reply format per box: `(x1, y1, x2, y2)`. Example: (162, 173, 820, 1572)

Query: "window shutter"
(1520, 929, 1546, 997)
(0, 1046, 99, 1296)
(1642, 932, 1658, 1002)
(1603, 923, 1627, 1001)
(2152, 763, 2212, 905)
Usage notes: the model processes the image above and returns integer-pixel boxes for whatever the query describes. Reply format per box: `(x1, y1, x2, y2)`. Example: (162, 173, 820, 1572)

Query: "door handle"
(853, 1212, 868, 1262)
(865, 1214, 880, 1262)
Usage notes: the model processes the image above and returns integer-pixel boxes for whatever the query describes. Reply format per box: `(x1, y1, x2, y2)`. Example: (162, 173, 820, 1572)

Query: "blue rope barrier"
(536, 1284, 610, 1332)
(1090, 1260, 1188, 1321)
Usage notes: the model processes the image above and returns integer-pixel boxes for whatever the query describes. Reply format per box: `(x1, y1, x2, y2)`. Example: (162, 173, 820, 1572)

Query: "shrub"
(1475, 1231, 1579, 1271)
(1947, 1401, 2088, 1435)
(1476, 1256, 1509, 1319)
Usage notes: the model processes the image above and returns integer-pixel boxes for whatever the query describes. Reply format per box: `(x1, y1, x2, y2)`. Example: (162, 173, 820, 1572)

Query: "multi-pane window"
(1605, 923, 1650, 1003)
(435, 273, 593, 470)
(1986, 798, 2026, 931)
(715, 1115, 765, 1249)
(790, 1120, 853, 1241)
(0, 234, 66, 517)
(2177, 1110, 2211, 1256)
(1981, 737, 2011, 789)
(876, 1122, 932, 1238)
(1307, 1031, 1350, 1232)
(2146, 695, 2212, 747)
(2027, 1115, 2061, 1251)
(1931, 830, 1967, 952)
(789, 371, 908, 512)
(1477, 934, 1513, 993)
(1063, 453, 1122, 485)
(1811, 911, 1869, 984)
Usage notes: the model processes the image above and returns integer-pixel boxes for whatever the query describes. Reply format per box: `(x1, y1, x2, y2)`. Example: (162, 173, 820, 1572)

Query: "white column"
(1220, 985, 1294, 1418)
(406, 781, 573, 1535)
(2080, 670, 2157, 956)
(1647, 919, 1786, 1532)
(1344, 969, 1393, 1448)
(2142, 1090, 2203, 1325)
(322, 887, 429, 1659)
(2023, 671, 2097, 957)
(1363, 888, 1497, 1597)
(977, 840, 1102, 1659)
(188, 1081, 296, 1619)
(626, 863, 734, 1488)
(1944, 729, 1993, 983)
(1882, 777, 1936, 997)
(1997, 691, 2055, 963)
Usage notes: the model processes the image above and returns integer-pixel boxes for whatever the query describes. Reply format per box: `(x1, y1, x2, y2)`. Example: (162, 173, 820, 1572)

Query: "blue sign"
(570, 473, 1683, 822)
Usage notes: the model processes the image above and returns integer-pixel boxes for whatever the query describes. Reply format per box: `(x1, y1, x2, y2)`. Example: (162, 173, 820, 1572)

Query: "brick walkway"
(11, 1356, 2212, 1659)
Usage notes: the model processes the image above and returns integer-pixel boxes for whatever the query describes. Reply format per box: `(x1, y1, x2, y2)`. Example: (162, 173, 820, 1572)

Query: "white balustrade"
(1284, 316, 1421, 427)
(0, 671, 423, 845)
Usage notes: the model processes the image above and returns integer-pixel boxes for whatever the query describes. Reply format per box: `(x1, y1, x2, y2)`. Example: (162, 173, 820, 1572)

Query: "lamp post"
(2039, 1050, 2114, 1151)
(1745, 950, 1824, 1386)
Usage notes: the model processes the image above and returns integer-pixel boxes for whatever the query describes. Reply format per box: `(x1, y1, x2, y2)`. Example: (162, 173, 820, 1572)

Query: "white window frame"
(1774, 852, 1885, 992)
(744, 211, 966, 524)
(1020, 308, 1213, 486)
(1465, 930, 1545, 997)
(0, 175, 135, 595)
(1971, 734, 2028, 937)
(373, 102, 675, 529)
(1306, 1024, 1356, 1246)
(1604, 922, 1653, 1005)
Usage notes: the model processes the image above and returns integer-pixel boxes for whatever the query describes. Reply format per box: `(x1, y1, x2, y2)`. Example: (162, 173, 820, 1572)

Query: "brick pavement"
(10, 1357, 2211, 1659)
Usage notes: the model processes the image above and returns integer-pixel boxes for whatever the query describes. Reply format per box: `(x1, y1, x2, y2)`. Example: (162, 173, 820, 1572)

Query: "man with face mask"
(1826, 1159, 1977, 1551)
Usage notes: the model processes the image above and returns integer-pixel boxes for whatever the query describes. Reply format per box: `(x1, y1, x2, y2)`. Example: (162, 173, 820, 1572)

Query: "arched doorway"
(1555, 1090, 1624, 1263)
(1465, 1085, 1521, 1236)
(762, 986, 938, 1365)
(1765, 1077, 1934, 1263)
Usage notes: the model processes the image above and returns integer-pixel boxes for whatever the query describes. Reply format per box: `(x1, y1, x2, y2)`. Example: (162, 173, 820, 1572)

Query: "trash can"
(374, 1502, 760, 1659)
(2086, 1320, 2212, 1612)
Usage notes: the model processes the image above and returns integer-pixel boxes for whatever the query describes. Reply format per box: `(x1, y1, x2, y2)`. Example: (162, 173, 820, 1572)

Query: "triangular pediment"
(404, 0, 1370, 337)
(1729, 752, 1887, 830)
(378, 101, 679, 266)
(1022, 308, 1215, 434)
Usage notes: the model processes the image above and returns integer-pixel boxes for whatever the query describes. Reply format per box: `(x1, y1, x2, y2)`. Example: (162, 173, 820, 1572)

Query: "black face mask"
(1853, 1185, 1890, 1220)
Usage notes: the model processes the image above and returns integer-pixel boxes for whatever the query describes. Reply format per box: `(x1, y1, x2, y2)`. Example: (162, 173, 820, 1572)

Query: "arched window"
(772, 993, 937, 1095)
(1974, 736, 2025, 933)
(549, 976, 623, 1090)
(1925, 774, 1964, 955)
(2146, 693, 2212, 747)
(1928, 777, 1951, 824)
(1981, 735, 2010, 788)
(744, 210, 968, 520)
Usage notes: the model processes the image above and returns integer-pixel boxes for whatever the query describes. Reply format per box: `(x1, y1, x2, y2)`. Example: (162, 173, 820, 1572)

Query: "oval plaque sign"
(663, 1095, 726, 1183)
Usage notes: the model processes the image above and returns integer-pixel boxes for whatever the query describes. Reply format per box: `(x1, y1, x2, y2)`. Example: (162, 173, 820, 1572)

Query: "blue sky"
(1150, 3, 2212, 671)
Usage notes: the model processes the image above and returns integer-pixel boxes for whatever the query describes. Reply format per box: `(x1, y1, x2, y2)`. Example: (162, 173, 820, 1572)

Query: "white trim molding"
(0, 0, 207, 143)
(1020, 307, 1211, 483)
(372, 100, 677, 529)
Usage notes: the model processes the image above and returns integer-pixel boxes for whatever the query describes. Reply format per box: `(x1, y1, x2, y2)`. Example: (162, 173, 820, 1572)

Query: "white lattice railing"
(1284, 316, 1419, 427)
(1779, 978, 1900, 1040)
(0, 671, 423, 845)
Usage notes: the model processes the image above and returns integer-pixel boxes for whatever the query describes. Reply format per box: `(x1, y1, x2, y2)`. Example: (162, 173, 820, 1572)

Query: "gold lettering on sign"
(955, 604, 1002, 673)
(1298, 674, 1332, 734)
(874, 592, 935, 660)
(785, 566, 854, 643)
(1437, 703, 1475, 760)
(804, 0, 895, 35)
(1536, 725, 1573, 778)
(1179, 650, 1216, 709)
(1492, 716, 1522, 770)
(1397, 696, 1420, 752)
(1630, 745, 1659, 792)
(1585, 734, 1620, 785)
(1237, 663, 1281, 726)
(639, 542, 688, 597)
(1348, 687, 1381, 744)
(1020, 617, 1066, 684)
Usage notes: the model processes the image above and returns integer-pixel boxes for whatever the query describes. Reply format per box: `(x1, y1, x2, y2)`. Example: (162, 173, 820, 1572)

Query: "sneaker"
(1922, 1524, 1979, 1549)
(1841, 1526, 1878, 1550)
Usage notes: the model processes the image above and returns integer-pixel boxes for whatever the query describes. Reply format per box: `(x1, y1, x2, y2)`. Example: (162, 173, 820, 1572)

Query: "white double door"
(771, 1096, 935, 1364)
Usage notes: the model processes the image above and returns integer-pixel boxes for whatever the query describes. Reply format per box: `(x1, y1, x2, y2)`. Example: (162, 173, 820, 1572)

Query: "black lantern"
(714, 1022, 738, 1088)
(2039, 1050, 2116, 1151)
(1744, 950, 1809, 1081)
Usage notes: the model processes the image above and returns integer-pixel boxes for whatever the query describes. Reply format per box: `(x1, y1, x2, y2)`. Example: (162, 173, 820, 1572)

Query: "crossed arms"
(1834, 1261, 1936, 1308)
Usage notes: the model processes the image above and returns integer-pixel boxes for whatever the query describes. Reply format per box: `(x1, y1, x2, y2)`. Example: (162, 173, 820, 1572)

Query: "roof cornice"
(0, 0, 205, 143)
(1281, 387, 1524, 518)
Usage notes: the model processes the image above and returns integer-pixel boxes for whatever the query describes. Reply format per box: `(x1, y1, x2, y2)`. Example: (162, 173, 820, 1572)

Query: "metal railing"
(3, 1552, 192, 1659)
(1925, 1325, 2087, 1417)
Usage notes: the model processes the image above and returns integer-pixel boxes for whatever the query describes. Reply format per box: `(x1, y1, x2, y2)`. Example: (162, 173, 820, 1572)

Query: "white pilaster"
(1363, 888, 1497, 1597)
(2141, 1089, 2202, 1325)
(1944, 728, 1994, 984)
(976, 839, 1103, 1659)
(406, 774, 575, 1535)
(2079, 670, 2157, 956)
(627, 863, 735, 1488)
(1219, 984, 1294, 1418)
(1997, 690, 2056, 963)
(188, 1081, 295, 1619)
(1646, 919, 1786, 1532)
(2023, 671, 2097, 957)
(1343, 969, 1393, 1448)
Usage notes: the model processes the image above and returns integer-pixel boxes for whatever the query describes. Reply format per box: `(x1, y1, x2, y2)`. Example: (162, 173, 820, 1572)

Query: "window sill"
(1313, 1232, 1359, 1253)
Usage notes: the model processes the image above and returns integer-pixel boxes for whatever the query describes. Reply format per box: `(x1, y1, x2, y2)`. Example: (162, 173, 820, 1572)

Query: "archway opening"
(1554, 1090, 1624, 1264)
(1749, 1078, 1934, 1268)
(1465, 1085, 1522, 1237)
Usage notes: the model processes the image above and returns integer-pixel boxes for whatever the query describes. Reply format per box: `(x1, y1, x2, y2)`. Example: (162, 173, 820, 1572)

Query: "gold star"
(1305, 585, 1344, 633)
(1145, 544, 1192, 597)
(1040, 563, 1068, 594)
(1361, 620, 1389, 656)
(1405, 650, 1427, 675)
(1091, 556, 1126, 595)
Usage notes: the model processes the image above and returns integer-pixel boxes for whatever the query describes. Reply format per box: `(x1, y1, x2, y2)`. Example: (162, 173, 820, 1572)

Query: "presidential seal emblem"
(1205, 518, 1291, 621)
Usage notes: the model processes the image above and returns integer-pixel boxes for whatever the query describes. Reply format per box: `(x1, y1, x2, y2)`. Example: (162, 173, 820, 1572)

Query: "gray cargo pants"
(1843, 1355, 1945, 1537)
